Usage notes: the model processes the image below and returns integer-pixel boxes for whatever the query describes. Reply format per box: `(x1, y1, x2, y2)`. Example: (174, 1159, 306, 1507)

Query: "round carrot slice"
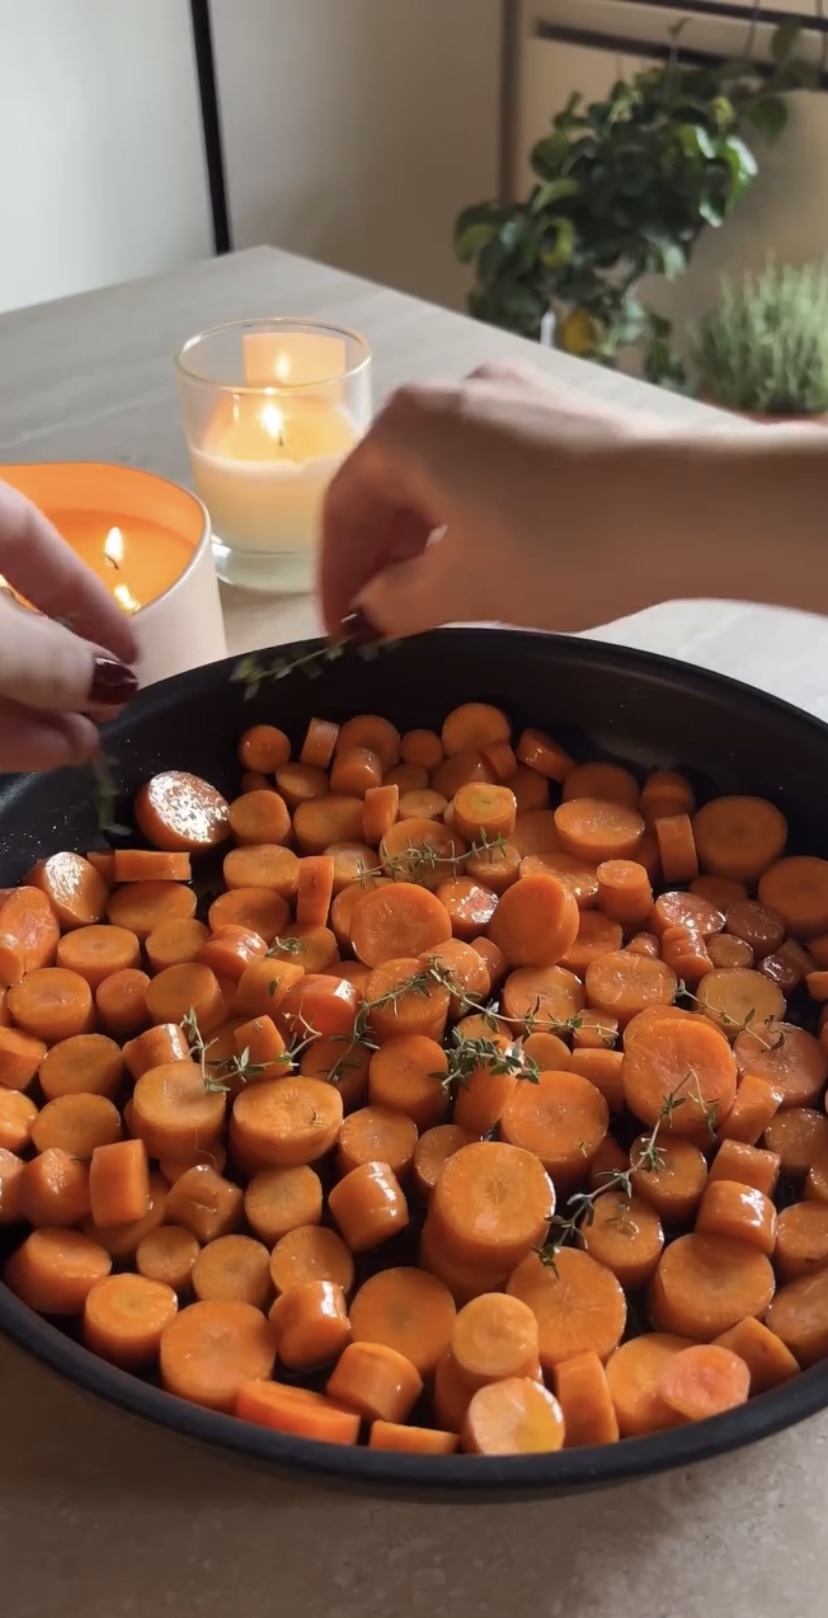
(350, 1266, 456, 1376)
(270, 1224, 355, 1296)
(31, 1093, 122, 1158)
(501, 965, 584, 1029)
(132, 1063, 226, 1160)
(107, 881, 197, 940)
(658, 1342, 751, 1422)
(462, 1377, 565, 1456)
(145, 919, 209, 974)
(434, 877, 498, 941)
(734, 1021, 827, 1108)
(511, 810, 561, 858)
(402, 728, 444, 770)
(30, 852, 108, 930)
(714, 1316, 799, 1394)
(159, 1299, 275, 1412)
(585, 950, 677, 1027)
(38, 1033, 123, 1101)
(764, 1108, 828, 1178)
(0, 1090, 37, 1154)
(776, 1202, 828, 1282)
(559, 912, 623, 976)
(364, 958, 450, 1044)
(350, 883, 452, 968)
(652, 891, 724, 938)
(580, 1191, 664, 1289)
(238, 723, 291, 773)
(135, 771, 230, 852)
(487, 874, 579, 969)
(507, 1248, 626, 1370)
(232, 1077, 343, 1167)
(338, 1104, 418, 1179)
(519, 852, 598, 910)
(693, 796, 787, 883)
(222, 844, 300, 898)
(441, 703, 510, 758)
(758, 855, 828, 937)
(7, 968, 94, 1045)
(554, 798, 644, 863)
(605, 1334, 694, 1436)
(562, 761, 639, 808)
(622, 1014, 737, 1133)
(629, 1134, 707, 1222)
(136, 1225, 200, 1292)
(368, 1035, 448, 1130)
(293, 795, 365, 856)
(696, 968, 785, 1039)
(500, 1070, 608, 1187)
(228, 790, 292, 847)
(83, 1272, 178, 1368)
(452, 782, 517, 843)
(766, 1267, 828, 1367)
(208, 887, 289, 942)
(3, 1227, 111, 1314)
(432, 1141, 554, 1271)
(553, 1350, 620, 1447)
(650, 1232, 775, 1340)
(413, 1124, 476, 1200)
(380, 817, 467, 892)
(192, 1234, 272, 1309)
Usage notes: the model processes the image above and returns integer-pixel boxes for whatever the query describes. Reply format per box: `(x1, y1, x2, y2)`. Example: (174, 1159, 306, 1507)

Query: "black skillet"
(0, 627, 826, 1500)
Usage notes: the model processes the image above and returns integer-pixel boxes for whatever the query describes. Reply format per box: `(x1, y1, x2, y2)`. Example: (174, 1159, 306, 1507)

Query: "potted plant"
(691, 260, 828, 421)
(455, 19, 815, 388)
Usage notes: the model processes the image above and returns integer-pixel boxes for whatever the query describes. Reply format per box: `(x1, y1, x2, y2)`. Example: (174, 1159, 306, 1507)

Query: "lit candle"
(0, 462, 226, 686)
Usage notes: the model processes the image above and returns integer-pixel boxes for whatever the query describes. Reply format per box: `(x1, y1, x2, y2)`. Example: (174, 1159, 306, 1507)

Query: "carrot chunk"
(649, 1232, 775, 1340)
(553, 1351, 620, 1447)
(657, 1343, 750, 1422)
(462, 1378, 565, 1455)
(159, 1299, 275, 1412)
(83, 1272, 178, 1368)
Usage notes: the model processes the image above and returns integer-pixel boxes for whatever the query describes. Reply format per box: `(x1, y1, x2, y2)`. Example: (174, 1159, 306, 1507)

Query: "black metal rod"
(189, 0, 232, 255)
(535, 16, 828, 83)
(602, 0, 827, 28)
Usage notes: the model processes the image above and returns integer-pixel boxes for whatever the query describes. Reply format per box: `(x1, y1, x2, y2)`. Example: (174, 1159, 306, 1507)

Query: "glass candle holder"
(176, 318, 372, 594)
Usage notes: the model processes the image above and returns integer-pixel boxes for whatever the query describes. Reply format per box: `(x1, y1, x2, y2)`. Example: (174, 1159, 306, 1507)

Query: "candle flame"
(260, 402, 286, 445)
(103, 526, 125, 570)
(275, 352, 291, 383)
(113, 582, 141, 615)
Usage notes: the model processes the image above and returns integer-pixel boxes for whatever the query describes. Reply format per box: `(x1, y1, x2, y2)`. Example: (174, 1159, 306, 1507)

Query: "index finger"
(0, 481, 138, 665)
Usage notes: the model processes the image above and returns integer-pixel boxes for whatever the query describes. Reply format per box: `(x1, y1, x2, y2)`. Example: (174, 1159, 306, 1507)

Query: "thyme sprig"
(438, 1027, 540, 1093)
(231, 637, 399, 701)
(181, 1006, 281, 1094)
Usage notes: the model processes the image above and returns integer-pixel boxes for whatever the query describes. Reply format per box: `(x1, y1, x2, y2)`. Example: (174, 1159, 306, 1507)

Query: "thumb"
(355, 532, 466, 639)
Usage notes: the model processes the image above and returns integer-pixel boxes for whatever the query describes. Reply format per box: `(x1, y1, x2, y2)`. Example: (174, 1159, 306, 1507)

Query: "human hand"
(0, 480, 138, 773)
(319, 362, 672, 642)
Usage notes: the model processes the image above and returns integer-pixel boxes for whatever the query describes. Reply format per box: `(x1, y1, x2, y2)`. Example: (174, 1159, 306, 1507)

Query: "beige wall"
(210, 0, 503, 311)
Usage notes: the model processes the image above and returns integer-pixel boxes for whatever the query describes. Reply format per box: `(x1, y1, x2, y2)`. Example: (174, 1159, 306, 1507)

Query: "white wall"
(0, 0, 212, 314)
(211, 0, 503, 311)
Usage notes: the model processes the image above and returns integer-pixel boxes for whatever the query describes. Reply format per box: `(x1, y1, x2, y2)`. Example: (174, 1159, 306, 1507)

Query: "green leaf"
(531, 177, 579, 213)
(539, 216, 576, 269)
(771, 19, 801, 64)
(744, 97, 788, 142)
(675, 123, 716, 160)
(454, 203, 504, 263)
(530, 131, 571, 179)
(699, 198, 726, 228)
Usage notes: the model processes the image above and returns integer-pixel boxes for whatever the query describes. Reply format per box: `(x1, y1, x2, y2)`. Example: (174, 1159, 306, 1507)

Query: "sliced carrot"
(559, 913, 624, 978)
(330, 746, 383, 800)
(650, 1231, 775, 1339)
(693, 795, 787, 883)
(0, 1027, 48, 1091)
(363, 957, 449, 1045)
(29, 852, 109, 930)
(145, 918, 209, 974)
(113, 850, 193, 884)
(723, 901, 783, 963)
(432, 877, 496, 942)
(270, 1277, 350, 1369)
(452, 783, 517, 845)
(84, 1169, 168, 1257)
(385, 763, 428, 794)
(451, 1036, 519, 1137)
(350, 1266, 456, 1377)
(234, 957, 304, 1020)
(776, 1202, 828, 1282)
(422, 937, 490, 1016)
(293, 795, 366, 857)
(89, 1138, 150, 1227)
(487, 874, 579, 971)
(660, 925, 712, 988)
(580, 1191, 664, 1289)
(806, 1148, 828, 1204)
(438, 703, 507, 759)
(463, 842, 520, 897)
(708, 1137, 780, 1197)
(461, 1376, 564, 1456)
(236, 1380, 360, 1444)
(524, 1028, 572, 1065)
(734, 1021, 827, 1108)
(696, 1178, 777, 1255)
(451, 1293, 540, 1392)
(554, 1350, 620, 1447)
(232, 1076, 343, 1167)
(402, 728, 444, 770)
(83, 1272, 178, 1368)
(764, 1107, 828, 1178)
(714, 1315, 799, 1393)
(508, 1248, 626, 1371)
(566, 1049, 624, 1113)
(690, 873, 748, 910)
(85, 851, 115, 884)
(7, 968, 94, 1045)
(334, 713, 400, 770)
(327, 1339, 422, 1424)
(328, 1161, 408, 1252)
(227, 789, 292, 847)
(192, 1233, 271, 1309)
(380, 817, 467, 892)
(290, 858, 334, 933)
(160, 1298, 275, 1412)
(654, 813, 698, 884)
(482, 740, 518, 782)
(432, 1141, 553, 1272)
(622, 1013, 737, 1133)
(164, 1164, 242, 1243)
(605, 1334, 691, 1436)
(278, 972, 359, 1040)
(266, 923, 336, 976)
(370, 1421, 458, 1454)
(273, 761, 328, 811)
(715, 1071, 778, 1147)
(107, 880, 197, 940)
(91, 969, 147, 1038)
(630, 1133, 708, 1223)
(4, 1226, 111, 1313)
(641, 770, 695, 820)
(329, 878, 386, 953)
(338, 1104, 418, 1179)
(0, 886, 60, 984)
(238, 724, 291, 773)
(658, 1342, 750, 1422)
(240, 771, 272, 794)
(596, 860, 653, 928)
(159, 1138, 228, 1183)
(348, 884, 452, 970)
(585, 950, 677, 1028)
(231, 1014, 287, 1081)
(511, 809, 561, 857)
(299, 1035, 370, 1111)
(135, 771, 230, 853)
(555, 798, 644, 864)
(515, 728, 573, 782)
(0, 1148, 25, 1223)
(0, 1088, 37, 1153)
(136, 1224, 201, 1291)
(419, 1219, 509, 1306)
(367, 1035, 448, 1130)
(223, 844, 300, 898)
(413, 1124, 476, 1199)
(501, 1070, 609, 1190)
(766, 1267, 828, 1367)
(562, 761, 638, 808)
(520, 850, 603, 908)
(708, 934, 754, 970)
(132, 1063, 225, 1162)
(123, 1022, 191, 1081)
(652, 890, 724, 940)
(19, 1147, 91, 1227)
(208, 886, 289, 942)
(696, 968, 785, 1039)
(31, 1092, 122, 1158)
(244, 1164, 323, 1245)
(270, 1224, 355, 1296)
(398, 788, 447, 822)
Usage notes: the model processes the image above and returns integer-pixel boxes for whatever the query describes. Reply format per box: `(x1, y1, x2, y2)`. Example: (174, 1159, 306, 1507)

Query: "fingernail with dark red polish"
(89, 657, 139, 706)
(339, 608, 382, 646)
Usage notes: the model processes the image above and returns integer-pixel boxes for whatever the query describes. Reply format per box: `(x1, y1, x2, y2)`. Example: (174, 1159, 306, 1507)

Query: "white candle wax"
(190, 391, 359, 555)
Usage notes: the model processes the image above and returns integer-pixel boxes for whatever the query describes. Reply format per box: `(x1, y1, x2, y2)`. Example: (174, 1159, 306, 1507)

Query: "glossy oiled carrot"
(658, 1343, 750, 1422)
(350, 883, 452, 969)
(19, 1147, 91, 1227)
(244, 1164, 323, 1245)
(95, 968, 151, 1037)
(232, 1077, 343, 1167)
(501, 963, 584, 1028)
(462, 1377, 565, 1456)
(708, 1138, 780, 1198)
(31, 1093, 122, 1158)
(714, 1316, 799, 1393)
(660, 924, 712, 987)
(402, 728, 444, 770)
(413, 1124, 476, 1200)
(0, 1026, 47, 1092)
(623, 1013, 736, 1133)
(554, 1351, 620, 1447)
(8, 968, 95, 1045)
(159, 1299, 275, 1412)
(135, 771, 230, 853)
(234, 957, 304, 1019)
(501, 1070, 609, 1191)
(223, 843, 300, 898)
(4, 1226, 111, 1314)
(585, 950, 677, 1028)
(327, 1340, 423, 1425)
(270, 1278, 351, 1369)
(630, 1134, 708, 1223)
(440, 703, 509, 760)
(30, 851, 109, 929)
(350, 1266, 456, 1377)
(696, 968, 785, 1039)
(581, 1191, 665, 1289)
(558, 913, 623, 977)
(692, 796, 787, 884)
(84, 1170, 168, 1258)
(328, 1161, 408, 1253)
(0, 1148, 25, 1223)
(555, 797, 644, 864)
(369, 1421, 458, 1454)
(123, 1022, 191, 1082)
(764, 1107, 828, 1178)
(193, 1234, 272, 1309)
(55, 923, 140, 990)
(696, 1178, 777, 1256)
(208, 886, 288, 942)
(362, 957, 450, 1045)
(0, 1088, 37, 1154)
(641, 770, 695, 822)
(0, 887, 60, 984)
(734, 1022, 827, 1108)
(605, 1333, 691, 1436)
(507, 1249, 627, 1371)
(162, 1164, 242, 1244)
(650, 1232, 775, 1340)
(432, 1141, 553, 1272)
(113, 849, 193, 883)
(715, 1072, 778, 1147)
(515, 728, 573, 782)
(198, 924, 268, 982)
(367, 1035, 448, 1130)
(596, 860, 653, 928)
(83, 1272, 178, 1368)
(654, 813, 698, 884)
(568, 1048, 625, 1112)
(228, 789, 292, 847)
(136, 1224, 200, 1292)
(452, 1292, 540, 1391)
(270, 1222, 355, 1295)
(775, 1202, 828, 1282)
(107, 881, 197, 940)
(766, 1267, 828, 1366)
(435, 877, 498, 941)
(132, 1064, 226, 1163)
(89, 1138, 150, 1228)
(279, 972, 359, 1040)
(236, 1381, 361, 1445)
(488, 874, 580, 970)
(238, 724, 291, 773)
(338, 1105, 418, 1179)
(144, 918, 208, 975)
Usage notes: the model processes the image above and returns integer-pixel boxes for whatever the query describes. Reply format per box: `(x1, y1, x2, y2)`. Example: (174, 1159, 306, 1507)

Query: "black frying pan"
(0, 628, 826, 1499)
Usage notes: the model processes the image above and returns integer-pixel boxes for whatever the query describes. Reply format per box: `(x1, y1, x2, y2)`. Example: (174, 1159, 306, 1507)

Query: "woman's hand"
(319, 362, 670, 641)
(0, 480, 138, 773)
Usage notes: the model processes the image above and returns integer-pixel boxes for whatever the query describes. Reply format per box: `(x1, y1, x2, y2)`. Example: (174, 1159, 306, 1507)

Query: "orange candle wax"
(53, 513, 193, 615)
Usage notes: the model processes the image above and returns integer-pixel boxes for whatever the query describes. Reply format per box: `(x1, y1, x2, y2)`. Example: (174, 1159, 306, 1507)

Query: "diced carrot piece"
(714, 1316, 799, 1393)
(238, 724, 291, 773)
(708, 1138, 780, 1197)
(269, 1223, 355, 1295)
(269, 1278, 350, 1369)
(95, 968, 151, 1037)
(605, 1334, 691, 1436)
(654, 814, 698, 884)
(236, 1381, 360, 1445)
(0, 887, 60, 985)
(696, 1178, 777, 1255)
(89, 1138, 150, 1227)
(328, 1162, 408, 1253)
(554, 1350, 620, 1446)
(327, 1340, 423, 1424)
(4, 1226, 111, 1313)
(432, 1141, 553, 1272)
(135, 771, 230, 853)
(402, 729, 444, 770)
(562, 762, 639, 808)
(0, 1027, 47, 1092)
(370, 1421, 458, 1454)
(515, 728, 573, 782)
